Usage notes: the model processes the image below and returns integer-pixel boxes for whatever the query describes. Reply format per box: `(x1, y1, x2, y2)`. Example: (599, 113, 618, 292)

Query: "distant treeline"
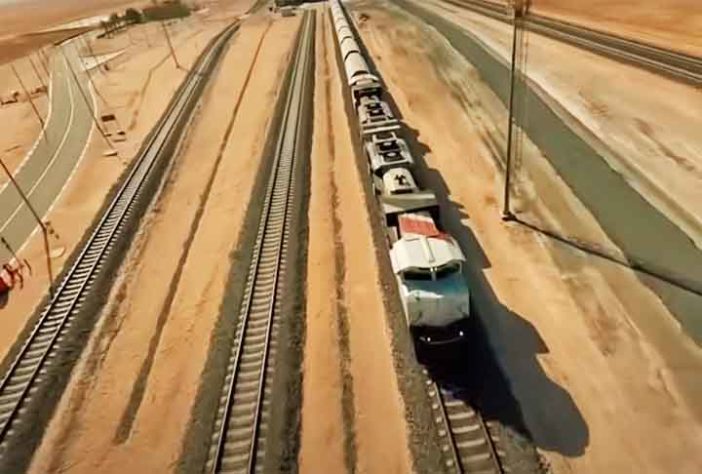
(143, 1, 192, 22)
(101, 0, 191, 36)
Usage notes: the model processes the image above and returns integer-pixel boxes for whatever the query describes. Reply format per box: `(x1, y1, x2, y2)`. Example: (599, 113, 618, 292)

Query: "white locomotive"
(329, 0, 470, 346)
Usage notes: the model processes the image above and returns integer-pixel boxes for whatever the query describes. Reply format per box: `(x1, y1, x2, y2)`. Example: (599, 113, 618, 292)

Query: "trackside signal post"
(502, 0, 529, 220)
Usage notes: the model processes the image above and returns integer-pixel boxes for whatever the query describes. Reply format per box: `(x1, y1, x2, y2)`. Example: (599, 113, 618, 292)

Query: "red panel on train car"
(398, 213, 440, 237)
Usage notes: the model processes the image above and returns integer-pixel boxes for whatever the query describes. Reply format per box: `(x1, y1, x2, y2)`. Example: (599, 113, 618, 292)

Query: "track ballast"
(205, 11, 315, 474)
(442, 0, 702, 85)
(0, 21, 239, 468)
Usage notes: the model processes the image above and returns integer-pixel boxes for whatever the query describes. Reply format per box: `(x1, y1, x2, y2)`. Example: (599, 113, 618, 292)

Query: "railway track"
(424, 374, 505, 474)
(440, 0, 702, 85)
(0, 21, 239, 466)
(331, 3, 507, 472)
(205, 11, 314, 474)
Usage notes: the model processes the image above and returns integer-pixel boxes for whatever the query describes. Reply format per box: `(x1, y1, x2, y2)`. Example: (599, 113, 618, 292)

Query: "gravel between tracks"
(177, 13, 308, 474)
(327, 6, 445, 474)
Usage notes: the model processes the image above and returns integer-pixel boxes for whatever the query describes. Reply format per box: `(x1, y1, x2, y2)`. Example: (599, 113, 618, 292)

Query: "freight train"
(329, 0, 471, 347)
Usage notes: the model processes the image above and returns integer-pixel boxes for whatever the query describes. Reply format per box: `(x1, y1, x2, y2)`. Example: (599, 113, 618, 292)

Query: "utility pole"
(74, 39, 125, 134)
(10, 63, 48, 144)
(72, 41, 110, 107)
(160, 21, 181, 69)
(81, 34, 105, 76)
(59, 45, 115, 150)
(0, 157, 54, 297)
(38, 49, 52, 77)
(502, 0, 528, 221)
(27, 56, 47, 91)
(143, 24, 153, 47)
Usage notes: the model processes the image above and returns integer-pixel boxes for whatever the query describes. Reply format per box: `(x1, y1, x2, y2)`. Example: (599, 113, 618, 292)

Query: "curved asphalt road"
(0, 42, 93, 263)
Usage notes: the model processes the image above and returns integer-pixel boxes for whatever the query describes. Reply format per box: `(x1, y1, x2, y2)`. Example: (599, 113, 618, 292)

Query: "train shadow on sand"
(345, 5, 588, 459)
(403, 125, 589, 458)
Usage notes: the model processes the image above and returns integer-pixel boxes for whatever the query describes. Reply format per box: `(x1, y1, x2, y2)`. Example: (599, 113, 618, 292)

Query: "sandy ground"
(0, 8, 240, 370)
(28, 10, 301, 473)
(0, 59, 48, 186)
(421, 0, 702, 249)
(88, 19, 223, 159)
(298, 10, 346, 474)
(472, 0, 702, 56)
(352, 2, 702, 473)
(0, 28, 92, 65)
(0, 0, 146, 65)
(0, 0, 146, 39)
(299, 6, 413, 474)
(530, 0, 702, 57)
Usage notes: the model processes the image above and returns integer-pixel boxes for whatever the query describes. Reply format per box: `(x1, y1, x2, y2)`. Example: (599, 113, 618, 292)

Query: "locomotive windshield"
(403, 262, 461, 281)
(434, 262, 461, 279)
(403, 268, 433, 281)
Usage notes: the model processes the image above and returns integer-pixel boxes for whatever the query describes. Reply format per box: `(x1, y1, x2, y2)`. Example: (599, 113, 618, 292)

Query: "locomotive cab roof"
(390, 234, 465, 275)
(390, 212, 465, 274)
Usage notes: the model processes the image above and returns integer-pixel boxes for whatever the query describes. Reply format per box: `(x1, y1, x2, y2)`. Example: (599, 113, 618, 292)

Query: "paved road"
(0, 41, 93, 263)
(390, 0, 702, 343)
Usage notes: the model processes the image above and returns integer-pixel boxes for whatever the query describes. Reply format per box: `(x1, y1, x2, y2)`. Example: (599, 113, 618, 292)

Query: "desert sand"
(0, 0, 146, 38)
(28, 7, 303, 473)
(298, 10, 346, 473)
(352, 1, 702, 473)
(0, 0, 148, 65)
(419, 0, 702, 251)
(478, 0, 702, 56)
(0, 4, 240, 374)
(299, 6, 414, 473)
(530, 0, 702, 57)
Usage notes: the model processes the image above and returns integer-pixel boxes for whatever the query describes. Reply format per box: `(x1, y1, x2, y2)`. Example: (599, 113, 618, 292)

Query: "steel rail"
(332, 2, 506, 471)
(426, 376, 505, 474)
(0, 21, 239, 459)
(207, 12, 314, 474)
(440, 0, 702, 84)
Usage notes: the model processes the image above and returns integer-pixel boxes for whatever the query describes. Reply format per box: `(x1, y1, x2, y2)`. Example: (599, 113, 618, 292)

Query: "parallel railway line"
(205, 11, 314, 474)
(0, 21, 239, 467)
(441, 0, 702, 85)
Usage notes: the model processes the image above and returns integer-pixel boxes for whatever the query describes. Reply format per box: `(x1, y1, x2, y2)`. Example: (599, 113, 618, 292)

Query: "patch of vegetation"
(100, 1, 191, 37)
(142, 0, 192, 22)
